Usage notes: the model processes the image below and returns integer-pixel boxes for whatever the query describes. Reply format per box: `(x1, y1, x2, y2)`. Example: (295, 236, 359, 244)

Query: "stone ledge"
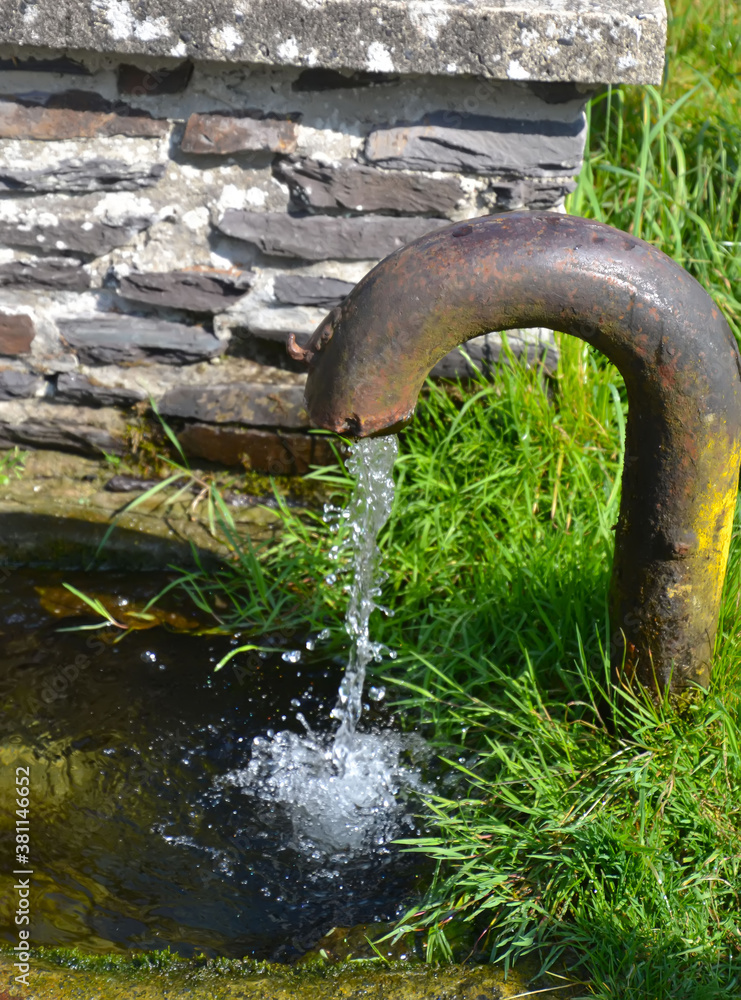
(2, 0, 666, 84)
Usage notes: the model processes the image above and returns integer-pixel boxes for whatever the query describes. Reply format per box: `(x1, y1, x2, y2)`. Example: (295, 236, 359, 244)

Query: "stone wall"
(0, 2, 666, 474)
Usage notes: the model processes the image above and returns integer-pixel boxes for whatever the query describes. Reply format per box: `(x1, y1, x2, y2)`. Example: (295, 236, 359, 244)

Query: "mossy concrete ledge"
(3, 0, 666, 84)
(0, 451, 282, 570)
(0, 949, 581, 1000)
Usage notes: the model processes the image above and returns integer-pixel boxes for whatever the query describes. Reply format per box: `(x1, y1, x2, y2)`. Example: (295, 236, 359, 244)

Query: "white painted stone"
(182, 206, 210, 231)
(216, 184, 251, 212)
(295, 125, 362, 162)
(92, 194, 156, 223)
(245, 187, 267, 208)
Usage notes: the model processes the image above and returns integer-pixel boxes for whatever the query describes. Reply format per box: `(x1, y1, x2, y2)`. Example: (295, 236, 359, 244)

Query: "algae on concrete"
(0, 450, 300, 570)
(0, 949, 583, 1000)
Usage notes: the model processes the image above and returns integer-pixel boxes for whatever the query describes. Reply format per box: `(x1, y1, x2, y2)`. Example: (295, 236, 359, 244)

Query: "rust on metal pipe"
(291, 212, 741, 698)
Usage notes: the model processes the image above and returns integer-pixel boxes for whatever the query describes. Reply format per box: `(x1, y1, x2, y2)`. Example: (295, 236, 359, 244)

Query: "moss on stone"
(0, 947, 579, 1000)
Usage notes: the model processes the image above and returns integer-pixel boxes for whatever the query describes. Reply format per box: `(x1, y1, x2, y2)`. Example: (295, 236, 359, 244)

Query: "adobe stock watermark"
(11, 763, 32, 989)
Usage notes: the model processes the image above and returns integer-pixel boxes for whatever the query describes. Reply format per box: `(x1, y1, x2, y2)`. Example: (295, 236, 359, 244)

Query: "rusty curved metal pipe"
(291, 212, 741, 698)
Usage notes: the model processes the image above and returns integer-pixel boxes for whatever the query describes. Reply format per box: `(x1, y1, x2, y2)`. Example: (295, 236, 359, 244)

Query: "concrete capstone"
(0, 0, 667, 84)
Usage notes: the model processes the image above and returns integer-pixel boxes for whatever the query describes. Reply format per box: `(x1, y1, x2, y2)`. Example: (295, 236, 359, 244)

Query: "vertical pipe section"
(295, 213, 741, 698)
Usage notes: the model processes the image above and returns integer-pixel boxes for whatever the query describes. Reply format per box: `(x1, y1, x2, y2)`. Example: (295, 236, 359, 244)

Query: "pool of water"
(0, 571, 431, 961)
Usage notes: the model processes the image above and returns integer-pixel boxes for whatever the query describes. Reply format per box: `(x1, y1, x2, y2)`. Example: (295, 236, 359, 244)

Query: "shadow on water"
(0, 570, 431, 961)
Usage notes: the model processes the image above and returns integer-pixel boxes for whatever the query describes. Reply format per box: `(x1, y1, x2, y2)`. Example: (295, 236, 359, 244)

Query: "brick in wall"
(0, 94, 169, 140)
(118, 270, 253, 312)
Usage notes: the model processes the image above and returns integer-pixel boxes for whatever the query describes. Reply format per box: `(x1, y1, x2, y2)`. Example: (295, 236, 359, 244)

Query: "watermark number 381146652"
(12, 765, 32, 989)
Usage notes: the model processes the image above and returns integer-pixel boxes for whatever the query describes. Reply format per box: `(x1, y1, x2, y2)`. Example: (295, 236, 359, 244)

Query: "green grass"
(367, 353, 741, 999)
(570, 0, 740, 338)
(0, 445, 25, 485)
(358, 4, 741, 994)
(363, 5, 741, 993)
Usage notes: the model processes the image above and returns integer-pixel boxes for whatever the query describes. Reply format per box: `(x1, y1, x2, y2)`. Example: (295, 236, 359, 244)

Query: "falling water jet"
(331, 434, 398, 774)
(224, 432, 424, 857)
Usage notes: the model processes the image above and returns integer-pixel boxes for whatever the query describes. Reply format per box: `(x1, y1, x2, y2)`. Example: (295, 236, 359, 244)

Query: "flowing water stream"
(331, 435, 398, 770)
(228, 435, 428, 856)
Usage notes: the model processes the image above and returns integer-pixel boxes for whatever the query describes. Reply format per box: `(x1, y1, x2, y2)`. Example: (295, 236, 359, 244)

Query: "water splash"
(331, 434, 398, 771)
(224, 724, 424, 855)
(225, 435, 424, 857)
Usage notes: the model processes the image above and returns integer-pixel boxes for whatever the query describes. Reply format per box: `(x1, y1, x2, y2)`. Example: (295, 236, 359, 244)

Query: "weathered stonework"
(58, 316, 225, 366)
(0, 256, 91, 291)
(55, 371, 147, 407)
(273, 275, 355, 309)
(0, 399, 127, 455)
(0, 213, 154, 256)
(0, 157, 166, 193)
(158, 383, 308, 428)
(178, 423, 336, 474)
(0, 368, 44, 399)
(365, 114, 586, 175)
(0, 5, 665, 473)
(483, 178, 577, 212)
(0, 95, 169, 140)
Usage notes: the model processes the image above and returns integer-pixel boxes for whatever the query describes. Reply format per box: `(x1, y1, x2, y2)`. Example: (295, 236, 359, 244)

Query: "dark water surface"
(0, 571, 429, 960)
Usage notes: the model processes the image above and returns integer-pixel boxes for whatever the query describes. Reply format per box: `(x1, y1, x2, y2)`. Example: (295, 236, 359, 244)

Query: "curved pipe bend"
(298, 212, 741, 698)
